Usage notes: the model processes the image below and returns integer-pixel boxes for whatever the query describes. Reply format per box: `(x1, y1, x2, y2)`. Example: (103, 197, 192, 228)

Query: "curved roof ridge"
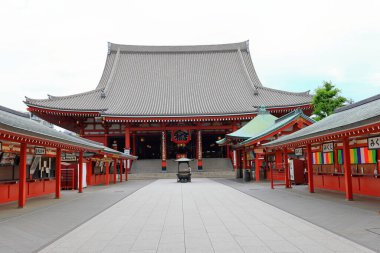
(25, 89, 103, 103)
(109, 41, 249, 53)
(258, 86, 311, 97)
(102, 48, 121, 96)
(237, 49, 259, 92)
(240, 51, 264, 88)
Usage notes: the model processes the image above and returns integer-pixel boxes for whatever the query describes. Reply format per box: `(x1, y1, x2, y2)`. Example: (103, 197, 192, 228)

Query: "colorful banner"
(338, 147, 376, 164)
(338, 149, 343, 164)
(323, 152, 334, 164)
(350, 147, 376, 164)
(313, 152, 334, 164)
(312, 152, 323, 164)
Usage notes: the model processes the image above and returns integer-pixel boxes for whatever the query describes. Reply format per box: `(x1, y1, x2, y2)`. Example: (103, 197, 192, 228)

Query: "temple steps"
(130, 158, 234, 179)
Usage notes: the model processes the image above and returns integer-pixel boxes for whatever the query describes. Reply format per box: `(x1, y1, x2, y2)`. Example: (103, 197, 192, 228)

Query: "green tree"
(312, 81, 348, 121)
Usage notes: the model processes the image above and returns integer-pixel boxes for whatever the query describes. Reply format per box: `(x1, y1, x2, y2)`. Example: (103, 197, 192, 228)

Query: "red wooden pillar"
(125, 160, 129, 181)
(161, 130, 167, 171)
(343, 137, 353, 200)
(55, 148, 62, 199)
(197, 130, 203, 170)
(132, 133, 136, 155)
(232, 150, 237, 171)
(306, 144, 314, 193)
(86, 159, 93, 185)
(105, 160, 110, 185)
(125, 126, 131, 172)
(255, 153, 260, 182)
(226, 136, 230, 159)
(270, 152, 274, 189)
(113, 158, 117, 184)
(18, 142, 27, 208)
(119, 158, 123, 182)
(78, 151, 83, 193)
(284, 148, 291, 188)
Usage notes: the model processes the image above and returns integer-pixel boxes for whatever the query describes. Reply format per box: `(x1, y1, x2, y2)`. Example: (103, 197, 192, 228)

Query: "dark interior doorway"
(202, 133, 226, 158)
(107, 136, 125, 153)
(135, 134, 161, 159)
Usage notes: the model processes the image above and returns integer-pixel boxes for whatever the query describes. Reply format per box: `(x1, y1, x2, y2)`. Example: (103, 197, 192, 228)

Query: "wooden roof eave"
(264, 122, 380, 149)
(27, 106, 102, 117)
(0, 129, 100, 153)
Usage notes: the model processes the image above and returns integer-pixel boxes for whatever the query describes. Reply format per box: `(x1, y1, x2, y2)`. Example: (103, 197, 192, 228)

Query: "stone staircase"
(129, 158, 234, 179)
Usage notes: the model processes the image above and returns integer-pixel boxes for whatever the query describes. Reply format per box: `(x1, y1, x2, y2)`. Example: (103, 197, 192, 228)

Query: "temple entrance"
(202, 133, 226, 158)
(167, 131, 196, 159)
(107, 136, 125, 152)
(135, 134, 161, 159)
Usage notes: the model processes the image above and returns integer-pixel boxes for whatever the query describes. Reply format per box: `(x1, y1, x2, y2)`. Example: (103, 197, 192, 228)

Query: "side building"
(25, 41, 312, 172)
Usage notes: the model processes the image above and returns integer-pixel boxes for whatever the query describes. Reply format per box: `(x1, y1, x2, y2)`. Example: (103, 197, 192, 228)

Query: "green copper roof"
(226, 107, 278, 139)
(235, 109, 315, 148)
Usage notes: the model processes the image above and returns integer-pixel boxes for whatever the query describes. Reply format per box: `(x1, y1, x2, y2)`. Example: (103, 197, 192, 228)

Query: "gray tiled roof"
(25, 41, 312, 117)
(0, 106, 136, 159)
(264, 94, 380, 147)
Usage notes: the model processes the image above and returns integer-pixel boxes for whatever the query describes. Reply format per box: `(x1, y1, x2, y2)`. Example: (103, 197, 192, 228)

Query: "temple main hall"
(25, 41, 312, 172)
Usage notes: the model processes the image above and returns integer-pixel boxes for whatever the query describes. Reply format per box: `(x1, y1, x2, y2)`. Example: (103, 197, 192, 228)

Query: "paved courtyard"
(40, 179, 372, 253)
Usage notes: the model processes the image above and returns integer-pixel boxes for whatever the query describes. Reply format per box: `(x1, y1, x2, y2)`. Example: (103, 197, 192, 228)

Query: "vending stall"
(218, 107, 314, 184)
(0, 106, 136, 207)
(264, 94, 380, 200)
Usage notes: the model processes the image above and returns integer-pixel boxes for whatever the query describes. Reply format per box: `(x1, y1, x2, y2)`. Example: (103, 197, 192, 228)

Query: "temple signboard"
(322, 142, 334, 152)
(368, 136, 380, 149)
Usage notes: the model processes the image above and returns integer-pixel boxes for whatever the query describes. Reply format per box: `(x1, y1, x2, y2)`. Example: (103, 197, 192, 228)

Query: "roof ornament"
(101, 89, 106, 98)
(107, 42, 112, 55)
(253, 89, 259, 95)
(258, 106, 268, 114)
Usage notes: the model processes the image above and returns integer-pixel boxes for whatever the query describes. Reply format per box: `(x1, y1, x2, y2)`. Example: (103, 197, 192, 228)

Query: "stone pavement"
(40, 179, 373, 253)
(0, 180, 153, 253)
(216, 178, 380, 252)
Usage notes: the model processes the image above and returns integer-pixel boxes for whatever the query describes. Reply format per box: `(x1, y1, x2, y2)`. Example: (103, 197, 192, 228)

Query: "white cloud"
(0, 0, 380, 110)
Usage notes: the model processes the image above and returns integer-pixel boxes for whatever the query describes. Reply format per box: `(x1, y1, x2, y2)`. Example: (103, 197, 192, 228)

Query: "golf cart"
(175, 158, 192, 183)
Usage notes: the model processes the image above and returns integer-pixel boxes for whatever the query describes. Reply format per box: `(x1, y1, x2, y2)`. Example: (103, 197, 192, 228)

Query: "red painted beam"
(104, 115, 255, 123)
(126, 125, 234, 131)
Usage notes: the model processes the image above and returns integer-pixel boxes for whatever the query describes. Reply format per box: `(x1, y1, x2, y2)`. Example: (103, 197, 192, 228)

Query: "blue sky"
(1, 0, 379, 111)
